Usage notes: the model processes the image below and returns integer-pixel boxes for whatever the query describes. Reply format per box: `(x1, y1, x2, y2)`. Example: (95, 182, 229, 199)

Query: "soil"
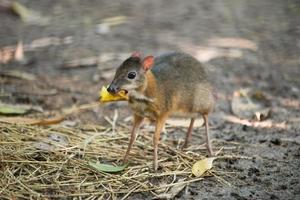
(1, 0, 299, 199)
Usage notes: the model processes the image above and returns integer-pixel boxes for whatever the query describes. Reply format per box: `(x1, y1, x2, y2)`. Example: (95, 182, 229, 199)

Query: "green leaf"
(88, 161, 127, 173)
(0, 103, 29, 115)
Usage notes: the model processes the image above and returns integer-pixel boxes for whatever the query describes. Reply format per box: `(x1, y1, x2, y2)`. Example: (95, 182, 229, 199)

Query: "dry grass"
(0, 121, 211, 199)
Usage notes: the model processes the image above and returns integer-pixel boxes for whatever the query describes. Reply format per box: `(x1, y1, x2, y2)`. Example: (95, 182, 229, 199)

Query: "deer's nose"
(107, 85, 119, 94)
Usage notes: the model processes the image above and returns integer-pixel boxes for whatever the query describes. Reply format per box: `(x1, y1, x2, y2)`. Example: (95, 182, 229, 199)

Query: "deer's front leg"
(123, 115, 144, 163)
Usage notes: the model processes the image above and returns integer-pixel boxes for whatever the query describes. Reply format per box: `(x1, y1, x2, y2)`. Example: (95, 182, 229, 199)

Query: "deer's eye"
(127, 72, 136, 79)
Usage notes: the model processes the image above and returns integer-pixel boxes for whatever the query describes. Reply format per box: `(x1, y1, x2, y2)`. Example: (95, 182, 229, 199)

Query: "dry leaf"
(64, 57, 97, 68)
(0, 102, 42, 115)
(0, 46, 14, 63)
(192, 157, 215, 177)
(156, 178, 187, 199)
(99, 86, 128, 103)
(223, 115, 287, 129)
(0, 115, 65, 125)
(63, 52, 129, 68)
(48, 132, 69, 145)
(166, 118, 203, 128)
(280, 136, 300, 145)
(95, 23, 110, 34)
(96, 16, 128, 35)
(101, 16, 128, 26)
(30, 37, 60, 49)
(89, 162, 127, 173)
(14, 41, 25, 62)
(0, 41, 28, 64)
(231, 89, 270, 120)
(33, 133, 69, 151)
(0, 102, 99, 125)
(177, 40, 243, 63)
(11, 1, 49, 26)
(33, 142, 55, 151)
(255, 108, 271, 121)
(207, 37, 257, 50)
(0, 37, 72, 64)
(0, 70, 36, 81)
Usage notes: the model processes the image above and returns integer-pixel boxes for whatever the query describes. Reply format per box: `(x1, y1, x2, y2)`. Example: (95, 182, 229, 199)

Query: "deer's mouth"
(99, 86, 128, 102)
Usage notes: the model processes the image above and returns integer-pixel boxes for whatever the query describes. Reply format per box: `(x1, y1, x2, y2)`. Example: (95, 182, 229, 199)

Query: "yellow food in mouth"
(99, 86, 128, 103)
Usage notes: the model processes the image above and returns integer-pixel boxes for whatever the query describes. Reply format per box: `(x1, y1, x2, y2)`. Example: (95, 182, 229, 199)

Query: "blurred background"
(0, 0, 300, 199)
(1, 0, 299, 123)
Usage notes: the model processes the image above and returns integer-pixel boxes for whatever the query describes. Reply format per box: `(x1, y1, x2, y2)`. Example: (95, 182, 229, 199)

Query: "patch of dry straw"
(0, 122, 209, 199)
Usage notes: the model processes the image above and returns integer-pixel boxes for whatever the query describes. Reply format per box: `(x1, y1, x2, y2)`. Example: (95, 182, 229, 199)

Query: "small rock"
(270, 138, 281, 145)
(96, 23, 110, 34)
(270, 194, 279, 200)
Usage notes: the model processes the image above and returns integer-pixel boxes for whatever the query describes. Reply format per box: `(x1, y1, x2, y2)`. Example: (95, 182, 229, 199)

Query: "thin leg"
(123, 115, 144, 163)
(153, 115, 168, 171)
(203, 114, 214, 156)
(183, 118, 195, 148)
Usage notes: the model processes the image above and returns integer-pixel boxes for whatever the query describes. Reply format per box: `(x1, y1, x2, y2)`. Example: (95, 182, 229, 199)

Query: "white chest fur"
(128, 91, 157, 119)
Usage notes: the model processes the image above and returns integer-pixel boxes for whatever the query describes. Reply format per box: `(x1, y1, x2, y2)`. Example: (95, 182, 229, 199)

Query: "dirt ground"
(1, 0, 300, 199)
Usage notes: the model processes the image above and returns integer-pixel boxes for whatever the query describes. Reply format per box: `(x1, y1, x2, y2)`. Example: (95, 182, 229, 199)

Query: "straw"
(0, 121, 216, 199)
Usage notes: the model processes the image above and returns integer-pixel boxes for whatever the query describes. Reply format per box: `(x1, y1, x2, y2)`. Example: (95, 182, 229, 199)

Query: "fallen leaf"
(11, 1, 49, 26)
(0, 102, 31, 115)
(99, 86, 128, 103)
(33, 133, 69, 151)
(61, 120, 77, 127)
(0, 46, 14, 63)
(63, 56, 97, 68)
(0, 37, 72, 64)
(280, 136, 300, 145)
(0, 115, 65, 125)
(156, 178, 187, 199)
(254, 108, 271, 121)
(61, 47, 95, 68)
(101, 16, 128, 26)
(231, 89, 270, 120)
(96, 16, 128, 35)
(14, 41, 25, 62)
(0, 70, 36, 81)
(223, 115, 287, 129)
(33, 142, 55, 151)
(192, 157, 215, 177)
(63, 52, 129, 68)
(207, 37, 257, 51)
(0, 102, 99, 125)
(29, 37, 60, 49)
(166, 118, 204, 128)
(295, 136, 300, 145)
(177, 40, 243, 62)
(88, 162, 127, 173)
(251, 90, 268, 101)
(48, 132, 69, 145)
(95, 23, 110, 34)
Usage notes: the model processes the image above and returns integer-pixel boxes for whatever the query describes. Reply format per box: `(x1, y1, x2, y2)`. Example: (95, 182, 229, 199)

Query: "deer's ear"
(131, 51, 142, 58)
(142, 56, 154, 71)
